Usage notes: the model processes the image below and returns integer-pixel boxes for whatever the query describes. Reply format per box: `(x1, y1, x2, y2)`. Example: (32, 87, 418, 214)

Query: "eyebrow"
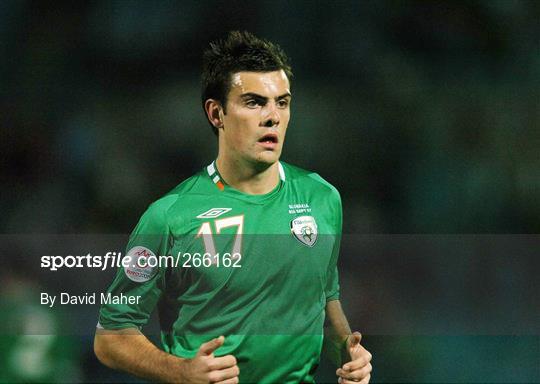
(239, 92, 292, 100)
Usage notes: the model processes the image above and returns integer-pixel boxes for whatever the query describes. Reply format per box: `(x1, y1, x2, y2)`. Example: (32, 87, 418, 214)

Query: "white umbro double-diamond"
(196, 208, 232, 219)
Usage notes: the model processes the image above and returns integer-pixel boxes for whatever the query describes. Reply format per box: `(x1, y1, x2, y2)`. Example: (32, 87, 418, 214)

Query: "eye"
(277, 99, 289, 108)
(245, 99, 260, 108)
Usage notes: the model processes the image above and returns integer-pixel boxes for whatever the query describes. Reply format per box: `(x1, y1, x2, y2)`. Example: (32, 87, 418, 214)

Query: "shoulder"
(141, 169, 208, 222)
(281, 161, 341, 204)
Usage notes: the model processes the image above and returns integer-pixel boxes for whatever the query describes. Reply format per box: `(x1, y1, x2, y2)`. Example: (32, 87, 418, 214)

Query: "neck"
(215, 155, 280, 195)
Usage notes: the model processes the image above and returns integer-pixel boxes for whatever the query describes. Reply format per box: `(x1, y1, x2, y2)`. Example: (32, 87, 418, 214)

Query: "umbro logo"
(196, 208, 232, 219)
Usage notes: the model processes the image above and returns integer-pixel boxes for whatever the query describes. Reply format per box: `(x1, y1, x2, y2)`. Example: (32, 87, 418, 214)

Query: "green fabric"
(0, 294, 79, 382)
(99, 161, 342, 383)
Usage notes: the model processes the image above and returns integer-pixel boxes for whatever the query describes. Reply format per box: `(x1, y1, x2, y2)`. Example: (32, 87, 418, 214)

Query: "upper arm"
(98, 196, 176, 330)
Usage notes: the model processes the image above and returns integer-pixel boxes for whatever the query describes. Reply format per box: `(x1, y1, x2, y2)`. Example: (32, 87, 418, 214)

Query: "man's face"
(219, 70, 291, 168)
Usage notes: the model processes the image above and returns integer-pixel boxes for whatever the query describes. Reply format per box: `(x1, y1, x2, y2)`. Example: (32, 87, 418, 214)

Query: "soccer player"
(94, 31, 372, 383)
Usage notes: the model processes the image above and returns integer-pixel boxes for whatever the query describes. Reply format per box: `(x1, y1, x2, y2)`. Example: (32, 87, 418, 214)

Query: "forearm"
(94, 327, 184, 383)
(323, 299, 352, 366)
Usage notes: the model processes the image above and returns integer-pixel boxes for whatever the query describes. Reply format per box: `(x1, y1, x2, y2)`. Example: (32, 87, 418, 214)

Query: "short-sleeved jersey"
(98, 161, 342, 383)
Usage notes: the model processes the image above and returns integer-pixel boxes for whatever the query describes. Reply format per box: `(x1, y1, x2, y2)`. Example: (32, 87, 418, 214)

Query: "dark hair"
(202, 31, 293, 135)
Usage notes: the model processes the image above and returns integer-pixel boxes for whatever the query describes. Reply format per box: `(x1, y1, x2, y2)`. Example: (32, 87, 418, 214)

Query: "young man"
(94, 31, 372, 383)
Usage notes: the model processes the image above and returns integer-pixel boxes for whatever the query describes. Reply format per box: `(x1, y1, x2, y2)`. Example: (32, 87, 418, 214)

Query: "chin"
(261, 151, 281, 162)
(253, 152, 280, 168)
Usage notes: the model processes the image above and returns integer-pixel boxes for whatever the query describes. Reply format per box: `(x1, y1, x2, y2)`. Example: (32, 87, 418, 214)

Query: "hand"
(179, 336, 239, 384)
(336, 332, 372, 384)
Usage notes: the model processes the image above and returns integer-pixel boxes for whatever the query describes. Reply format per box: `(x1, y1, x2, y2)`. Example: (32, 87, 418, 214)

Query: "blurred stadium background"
(0, 1, 538, 382)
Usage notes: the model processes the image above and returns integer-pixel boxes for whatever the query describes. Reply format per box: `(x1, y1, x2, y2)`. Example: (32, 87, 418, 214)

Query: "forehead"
(228, 70, 290, 97)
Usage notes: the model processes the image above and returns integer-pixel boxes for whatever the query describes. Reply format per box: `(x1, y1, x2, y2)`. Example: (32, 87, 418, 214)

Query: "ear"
(204, 99, 224, 130)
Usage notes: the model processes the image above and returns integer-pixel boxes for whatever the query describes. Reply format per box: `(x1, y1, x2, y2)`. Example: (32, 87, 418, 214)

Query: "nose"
(262, 102, 280, 127)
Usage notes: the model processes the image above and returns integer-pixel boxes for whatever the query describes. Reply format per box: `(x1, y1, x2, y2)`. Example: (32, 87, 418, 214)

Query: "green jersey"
(99, 161, 342, 383)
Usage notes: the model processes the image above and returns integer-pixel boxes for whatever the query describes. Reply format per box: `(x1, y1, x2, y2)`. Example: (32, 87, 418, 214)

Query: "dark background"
(0, 1, 538, 382)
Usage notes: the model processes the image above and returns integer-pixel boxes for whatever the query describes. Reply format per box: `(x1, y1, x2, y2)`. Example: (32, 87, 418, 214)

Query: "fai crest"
(290, 216, 318, 247)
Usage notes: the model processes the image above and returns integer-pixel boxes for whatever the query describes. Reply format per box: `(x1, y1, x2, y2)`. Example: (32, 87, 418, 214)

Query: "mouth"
(257, 133, 279, 150)
(258, 133, 279, 145)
